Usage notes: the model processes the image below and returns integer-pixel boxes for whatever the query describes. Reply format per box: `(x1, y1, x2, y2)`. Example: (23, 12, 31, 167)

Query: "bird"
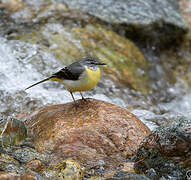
(25, 56, 106, 104)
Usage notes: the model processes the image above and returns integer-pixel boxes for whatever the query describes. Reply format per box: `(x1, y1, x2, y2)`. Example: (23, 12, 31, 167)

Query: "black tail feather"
(25, 77, 51, 90)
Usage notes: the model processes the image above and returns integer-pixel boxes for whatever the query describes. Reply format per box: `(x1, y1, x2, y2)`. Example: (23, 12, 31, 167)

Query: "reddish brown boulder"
(23, 99, 150, 169)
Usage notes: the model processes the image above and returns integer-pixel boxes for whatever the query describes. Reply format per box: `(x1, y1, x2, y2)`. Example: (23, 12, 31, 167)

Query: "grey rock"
(13, 147, 46, 164)
(135, 116, 191, 180)
(106, 171, 150, 180)
(56, 0, 188, 46)
(57, 0, 182, 25)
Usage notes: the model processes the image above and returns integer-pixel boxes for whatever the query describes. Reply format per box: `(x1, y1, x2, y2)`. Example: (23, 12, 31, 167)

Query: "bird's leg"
(70, 92, 78, 107)
(80, 92, 87, 101)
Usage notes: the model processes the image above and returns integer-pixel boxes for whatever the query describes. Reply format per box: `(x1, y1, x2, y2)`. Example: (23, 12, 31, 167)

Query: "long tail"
(25, 77, 51, 90)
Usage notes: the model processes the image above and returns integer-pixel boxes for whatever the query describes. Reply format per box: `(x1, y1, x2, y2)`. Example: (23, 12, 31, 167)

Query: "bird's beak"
(97, 62, 106, 65)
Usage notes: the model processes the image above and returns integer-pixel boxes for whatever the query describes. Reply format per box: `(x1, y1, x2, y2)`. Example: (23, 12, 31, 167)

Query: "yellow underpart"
(50, 67, 101, 92)
(50, 77, 64, 83)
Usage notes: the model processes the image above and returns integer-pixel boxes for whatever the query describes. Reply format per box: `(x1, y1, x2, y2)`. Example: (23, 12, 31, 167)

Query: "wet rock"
(0, 116, 27, 147)
(55, 160, 84, 180)
(0, 171, 39, 180)
(22, 99, 150, 171)
(0, 172, 20, 180)
(20, 172, 38, 179)
(134, 116, 191, 179)
(13, 147, 46, 164)
(106, 171, 150, 180)
(0, 132, 47, 178)
(102, 162, 146, 179)
(58, 0, 188, 47)
(0, 153, 23, 174)
(0, 144, 75, 179)
(121, 162, 135, 173)
(40, 160, 84, 179)
(25, 159, 44, 173)
(0, 146, 47, 176)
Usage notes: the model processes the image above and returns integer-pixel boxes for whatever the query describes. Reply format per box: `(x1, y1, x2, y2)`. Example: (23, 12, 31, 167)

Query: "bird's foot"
(73, 102, 79, 110)
(80, 92, 87, 102)
(81, 97, 87, 102)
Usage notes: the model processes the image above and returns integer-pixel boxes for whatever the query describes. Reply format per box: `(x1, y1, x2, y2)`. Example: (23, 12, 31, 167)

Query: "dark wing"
(52, 61, 85, 80)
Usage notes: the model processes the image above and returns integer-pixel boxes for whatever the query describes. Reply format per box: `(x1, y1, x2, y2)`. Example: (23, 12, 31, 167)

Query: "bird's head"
(81, 57, 106, 67)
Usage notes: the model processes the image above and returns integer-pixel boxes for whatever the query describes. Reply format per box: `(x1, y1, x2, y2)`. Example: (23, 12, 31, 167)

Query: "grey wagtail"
(25, 57, 106, 104)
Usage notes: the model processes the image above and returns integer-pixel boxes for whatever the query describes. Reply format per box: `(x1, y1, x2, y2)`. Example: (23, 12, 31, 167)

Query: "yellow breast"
(51, 67, 101, 92)
(84, 67, 101, 90)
